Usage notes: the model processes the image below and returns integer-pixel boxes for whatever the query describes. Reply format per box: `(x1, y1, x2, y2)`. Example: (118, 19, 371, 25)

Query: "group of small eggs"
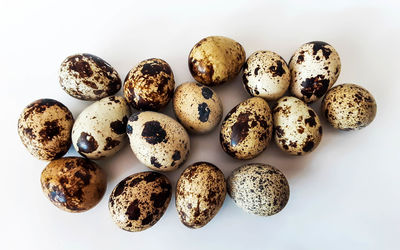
(17, 36, 377, 232)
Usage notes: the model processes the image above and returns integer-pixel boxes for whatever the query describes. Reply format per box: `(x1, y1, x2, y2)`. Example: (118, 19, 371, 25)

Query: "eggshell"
(175, 162, 226, 228)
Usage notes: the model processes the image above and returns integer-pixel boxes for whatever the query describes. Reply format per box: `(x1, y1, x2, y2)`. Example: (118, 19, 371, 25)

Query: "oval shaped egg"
(220, 97, 273, 160)
(41, 157, 106, 212)
(188, 36, 246, 86)
(18, 98, 74, 161)
(273, 96, 322, 155)
(289, 41, 341, 103)
(127, 111, 190, 171)
(173, 82, 223, 134)
(242, 51, 290, 101)
(72, 96, 131, 159)
(124, 58, 175, 111)
(227, 163, 289, 216)
(109, 171, 172, 232)
(59, 53, 122, 101)
(176, 162, 226, 228)
(321, 83, 377, 130)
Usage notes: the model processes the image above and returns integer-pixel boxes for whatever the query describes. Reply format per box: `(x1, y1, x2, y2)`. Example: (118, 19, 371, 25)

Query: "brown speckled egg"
(40, 157, 106, 212)
(124, 58, 175, 111)
(176, 162, 226, 229)
(227, 163, 289, 216)
(108, 171, 172, 232)
(71, 96, 131, 159)
(59, 53, 121, 101)
(220, 97, 273, 160)
(18, 99, 74, 161)
(188, 36, 246, 86)
(242, 51, 290, 101)
(127, 111, 190, 172)
(273, 96, 322, 155)
(321, 84, 377, 130)
(289, 41, 341, 103)
(173, 82, 223, 134)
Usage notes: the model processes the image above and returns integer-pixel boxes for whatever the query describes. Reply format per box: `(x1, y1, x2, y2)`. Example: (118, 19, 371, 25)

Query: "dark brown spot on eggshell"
(141, 121, 167, 145)
(77, 132, 98, 154)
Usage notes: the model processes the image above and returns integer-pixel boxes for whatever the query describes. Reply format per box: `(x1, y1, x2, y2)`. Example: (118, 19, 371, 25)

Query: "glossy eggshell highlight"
(127, 111, 190, 172)
(59, 53, 122, 101)
(176, 162, 226, 229)
(173, 82, 223, 134)
(289, 41, 341, 103)
(124, 58, 175, 111)
(321, 84, 377, 130)
(188, 36, 246, 86)
(40, 157, 106, 212)
(108, 171, 172, 232)
(72, 96, 131, 159)
(18, 98, 74, 161)
(273, 96, 322, 155)
(227, 163, 289, 216)
(220, 97, 273, 160)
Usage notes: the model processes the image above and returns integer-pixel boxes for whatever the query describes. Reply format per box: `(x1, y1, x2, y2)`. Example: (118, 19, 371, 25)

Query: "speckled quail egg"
(242, 51, 290, 101)
(109, 171, 172, 232)
(188, 36, 246, 86)
(41, 157, 106, 212)
(127, 111, 190, 172)
(176, 162, 226, 229)
(173, 82, 223, 134)
(289, 41, 341, 103)
(227, 163, 289, 216)
(220, 97, 273, 160)
(59, 53, 122, 100)
(273, 96, 322, 155)
(124, 58, 175, 111)
(72, 96, 131, 159)
(321, 83, 377, 130)
(18, 98, 74, 161)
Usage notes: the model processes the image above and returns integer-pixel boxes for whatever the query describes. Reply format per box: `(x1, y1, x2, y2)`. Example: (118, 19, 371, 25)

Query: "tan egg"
(176, 162, 226, 229)
(173, 82, 223, 134)
(289, 41, 341, 103)
(273, 96, 322, 155)
(242, 51, 290, 101)
(59, 53, 121, 101)
(127, 111, 190, 172)
(321, 84, 377, 130)
(40, 157, 106, 212)
(124, 58, 175, 111)
(71, 96, 131, 159)
(220, 97, 273, 160)
(188, 36, 246, 86)
(18, 99, 74, 161)
(227, 163, 289, 216)
(108, 171, 172, 232)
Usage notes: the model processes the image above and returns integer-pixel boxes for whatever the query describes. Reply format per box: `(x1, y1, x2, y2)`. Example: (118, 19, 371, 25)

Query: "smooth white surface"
(1, 0, 399, 249)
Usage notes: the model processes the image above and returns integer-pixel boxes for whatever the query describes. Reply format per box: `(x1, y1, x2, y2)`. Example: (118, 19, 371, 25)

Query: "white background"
(1, 0, 399, 249)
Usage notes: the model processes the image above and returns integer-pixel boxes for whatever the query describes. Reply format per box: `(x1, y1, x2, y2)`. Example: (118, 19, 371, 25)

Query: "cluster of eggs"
(17, 36, 377, 231)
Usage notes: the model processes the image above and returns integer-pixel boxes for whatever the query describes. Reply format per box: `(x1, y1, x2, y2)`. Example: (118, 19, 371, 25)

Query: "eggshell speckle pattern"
(173, 82, 223, 134)
(124, 58, 175, 111)
(18, 99, 74, 161)
(227, 163, 289, 216)
(321, 84, 377, 130)
(127, 111, 190, 171)
(72, 96, 131, 159)
(220, 97, 273, 160)
(273, 96, 322, 155)
(242, 51, 290, 101)
(108, 171, 172, 232)
(289, 41, 341, 103)
(59, 53, 121, 101)
(41, 157, 106, 212)
(188, 36, 246, 86)
(176, 162, 226, 229)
